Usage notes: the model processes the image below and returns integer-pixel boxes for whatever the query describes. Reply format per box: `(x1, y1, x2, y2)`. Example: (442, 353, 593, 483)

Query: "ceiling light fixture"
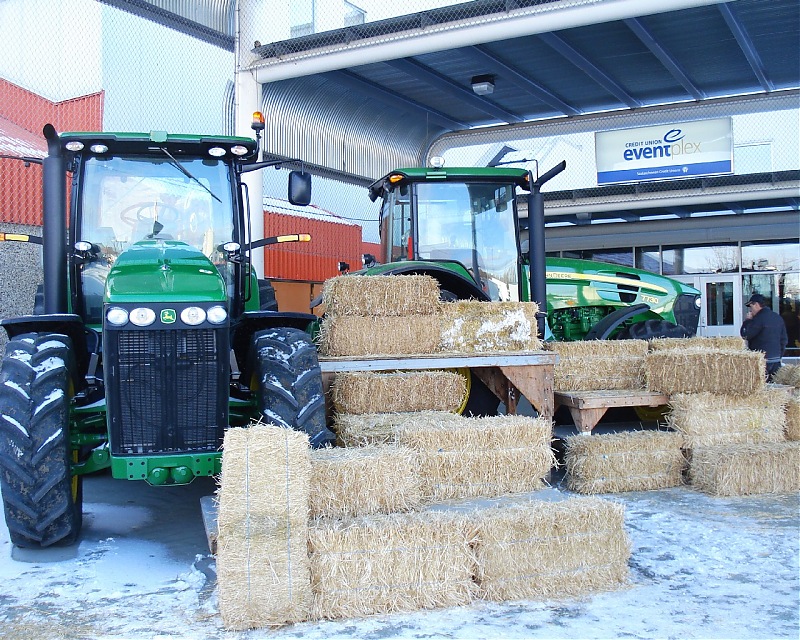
(471, 74, 495, 96)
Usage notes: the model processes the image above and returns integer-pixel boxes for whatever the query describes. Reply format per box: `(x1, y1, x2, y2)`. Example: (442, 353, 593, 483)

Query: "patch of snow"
(33, 388, 65, 416)
(34, 356, 65, 375)
(3, 380, 30, 399)
(1, 414, 28, 438)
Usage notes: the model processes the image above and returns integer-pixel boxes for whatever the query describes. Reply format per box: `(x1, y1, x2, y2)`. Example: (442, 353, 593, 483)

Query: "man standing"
(740, 293, 788, 381)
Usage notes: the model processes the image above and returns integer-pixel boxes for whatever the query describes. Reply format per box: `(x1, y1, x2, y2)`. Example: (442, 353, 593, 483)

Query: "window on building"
(662, 244, 739, 275)
(290, 0, 315, 37)
(635, 246, 661, 274)
(741, 239, 800, 272)
(344, 1, 366, 26)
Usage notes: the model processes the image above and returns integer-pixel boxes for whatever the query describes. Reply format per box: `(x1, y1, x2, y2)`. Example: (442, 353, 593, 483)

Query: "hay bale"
(322, 274, 441, 317)
(395, 414, 555, 502)
(331, 371, 467, 415)
(564, 430, 686, 494)
(318, 315, 442, 357)
(216, 424, 312, 630)
(545, 340, 648, 390)
(689, 442, 800, 496)
(773, 364, 800, 388)
(308, 511, 477, 619)
(474, 497, 630, 600)
(309, 445, 422, 518)
(440, 300, 542, 353)
(648, 336, 746, 352)
(333, 411, 462, 447)
(645, 349, 764, 395)
(785, 397, 800, 441)
(667, 388, 789, 448)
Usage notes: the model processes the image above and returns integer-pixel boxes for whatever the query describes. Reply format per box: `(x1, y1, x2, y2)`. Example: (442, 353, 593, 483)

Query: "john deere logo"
(160, 309, 176, 324)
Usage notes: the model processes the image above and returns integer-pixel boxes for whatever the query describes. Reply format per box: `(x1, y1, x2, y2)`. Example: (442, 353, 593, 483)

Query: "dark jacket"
(740, 306, 788, 363)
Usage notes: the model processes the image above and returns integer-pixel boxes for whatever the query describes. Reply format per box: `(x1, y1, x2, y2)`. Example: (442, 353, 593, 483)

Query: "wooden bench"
(554, 389, 670, 434)
(319, 352, 557, 420)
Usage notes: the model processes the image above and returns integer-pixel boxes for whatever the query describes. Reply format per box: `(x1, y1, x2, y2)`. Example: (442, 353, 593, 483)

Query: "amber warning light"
(252, 111, 265, 131)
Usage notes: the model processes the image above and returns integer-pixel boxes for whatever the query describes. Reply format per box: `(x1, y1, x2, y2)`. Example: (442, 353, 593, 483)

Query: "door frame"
(674, 274, 743, 337)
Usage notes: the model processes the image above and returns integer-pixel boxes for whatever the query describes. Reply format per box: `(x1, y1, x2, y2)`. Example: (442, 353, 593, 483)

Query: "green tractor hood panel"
(105, 240, 226, 302)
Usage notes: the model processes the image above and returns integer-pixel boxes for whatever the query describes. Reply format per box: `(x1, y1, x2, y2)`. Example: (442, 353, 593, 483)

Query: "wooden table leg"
(500, 364, 554, 421)
(568, 406, 607, 434)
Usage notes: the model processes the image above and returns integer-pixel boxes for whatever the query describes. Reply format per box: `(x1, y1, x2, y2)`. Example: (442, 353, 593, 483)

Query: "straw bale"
(333, 411, 462, 447)
(474, 497, 631, 601)
(216, 424, 312, 630)
(308, 511, 477, 619)
(317, 315, 442, 357)
(785, 397, 800, 441)
(546, 340, 648, 391)
(564, 430, 686, 494)
(645, 348, 765, 395)
(331, 371, 467, 415)
(667, 388, 789, 448)
(689, 442, 800, 496)
(648, 336, 746, 352)
(395, 414, 556, 502)
(309, 445, 422, 518)
(322, 274, 441, 317)
(440, 300, 542, 353)
(773, 364, 800, 388)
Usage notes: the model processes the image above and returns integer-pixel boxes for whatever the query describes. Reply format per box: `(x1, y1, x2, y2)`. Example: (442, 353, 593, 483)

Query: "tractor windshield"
(77, 155, 236, 322)
(414, 181, 520, 301)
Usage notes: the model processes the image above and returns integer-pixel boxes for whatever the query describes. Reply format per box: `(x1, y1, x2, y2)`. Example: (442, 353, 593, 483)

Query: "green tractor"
(354, 161, 700, 410)
(0, 120, 335, 548)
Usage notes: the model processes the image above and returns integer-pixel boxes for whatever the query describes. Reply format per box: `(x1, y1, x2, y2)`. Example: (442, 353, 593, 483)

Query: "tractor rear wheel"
(0, 333, 82, 548)
(249, 327, 335, 448)
(616, 319, 690, 340)
(458, 369, 500, 417)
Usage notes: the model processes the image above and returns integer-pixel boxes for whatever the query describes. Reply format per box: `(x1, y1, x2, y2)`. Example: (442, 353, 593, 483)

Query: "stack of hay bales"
(216, 424, 312, 630)
(308, 511, 477, 619)
(318, 274, 442, 357)
(331, 370, 467, 415)
(545, 340, 648, 390)
(440, 300, 541, 353)
(474, 498, 630, 600)
(564, 430, 686, 494)
(646, 346, 796, 496)
(773, 365, 800, 441)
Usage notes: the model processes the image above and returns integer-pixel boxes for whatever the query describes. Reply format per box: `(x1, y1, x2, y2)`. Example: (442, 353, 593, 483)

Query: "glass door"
(699, 275, 742, 337)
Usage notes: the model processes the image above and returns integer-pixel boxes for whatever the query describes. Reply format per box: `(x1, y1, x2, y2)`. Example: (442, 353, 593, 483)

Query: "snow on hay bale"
(394, 414, 556, 502)
(321, 274, 441, 317)
(474, 498, 630, 600)
(331, 371, 467, 415)
(318, 315, 442, 356)
(440, 300, 542, 353)
(216, 424, 312, 630)
(545, 340, 648, 390)
(333, 411, 461, 447)
(309, 445, 422, 518)
(648, 336, 746, 352)
(308, 511, 477, 620)
(564, 430, 686, 494)
(667, 388, 789, 448)
(645, 348, 764, 395)
(689, 442, 800, 496)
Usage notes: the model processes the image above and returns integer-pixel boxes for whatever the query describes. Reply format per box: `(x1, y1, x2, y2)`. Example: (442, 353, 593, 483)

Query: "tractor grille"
(673, 293, 701, 336)
(106, 327, 228, 455)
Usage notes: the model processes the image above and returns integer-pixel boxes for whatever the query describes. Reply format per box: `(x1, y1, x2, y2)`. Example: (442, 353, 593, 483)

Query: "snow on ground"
(0, 474, 797, 640)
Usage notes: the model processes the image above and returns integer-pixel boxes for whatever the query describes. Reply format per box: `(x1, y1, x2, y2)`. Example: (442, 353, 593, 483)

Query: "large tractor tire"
(249, 327, 335, 448)
(616, 319, 690, 340)
(0, 333, 82, 548)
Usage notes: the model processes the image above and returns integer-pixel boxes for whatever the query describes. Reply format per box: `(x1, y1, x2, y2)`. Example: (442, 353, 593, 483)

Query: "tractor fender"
(584, 303, 650, 340)
(0, 314, 90, 384)
(368, 263, 490, 301)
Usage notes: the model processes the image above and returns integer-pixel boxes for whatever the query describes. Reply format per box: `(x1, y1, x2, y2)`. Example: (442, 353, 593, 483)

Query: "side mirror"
(288, 170, 311, 206)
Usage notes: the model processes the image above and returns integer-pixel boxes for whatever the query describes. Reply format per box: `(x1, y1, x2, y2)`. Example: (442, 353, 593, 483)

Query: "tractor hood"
(105, 240, 226, 303)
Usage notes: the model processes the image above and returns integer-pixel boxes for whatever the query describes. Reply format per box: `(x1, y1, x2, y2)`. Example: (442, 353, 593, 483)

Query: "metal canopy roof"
(251, 0, 800, 130)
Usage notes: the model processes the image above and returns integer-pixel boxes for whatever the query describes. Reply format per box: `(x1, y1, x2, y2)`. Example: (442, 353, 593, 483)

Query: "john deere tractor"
(0, 119, 334, 548)
(355, 161, 700, 411)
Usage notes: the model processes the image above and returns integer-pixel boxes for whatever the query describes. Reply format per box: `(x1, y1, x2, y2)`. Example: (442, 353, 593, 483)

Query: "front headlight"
(106, 307, 129, 326)
(207, 305, 228, 324)
(129, 307, 156, 327)
(181, 306, 207, 326)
